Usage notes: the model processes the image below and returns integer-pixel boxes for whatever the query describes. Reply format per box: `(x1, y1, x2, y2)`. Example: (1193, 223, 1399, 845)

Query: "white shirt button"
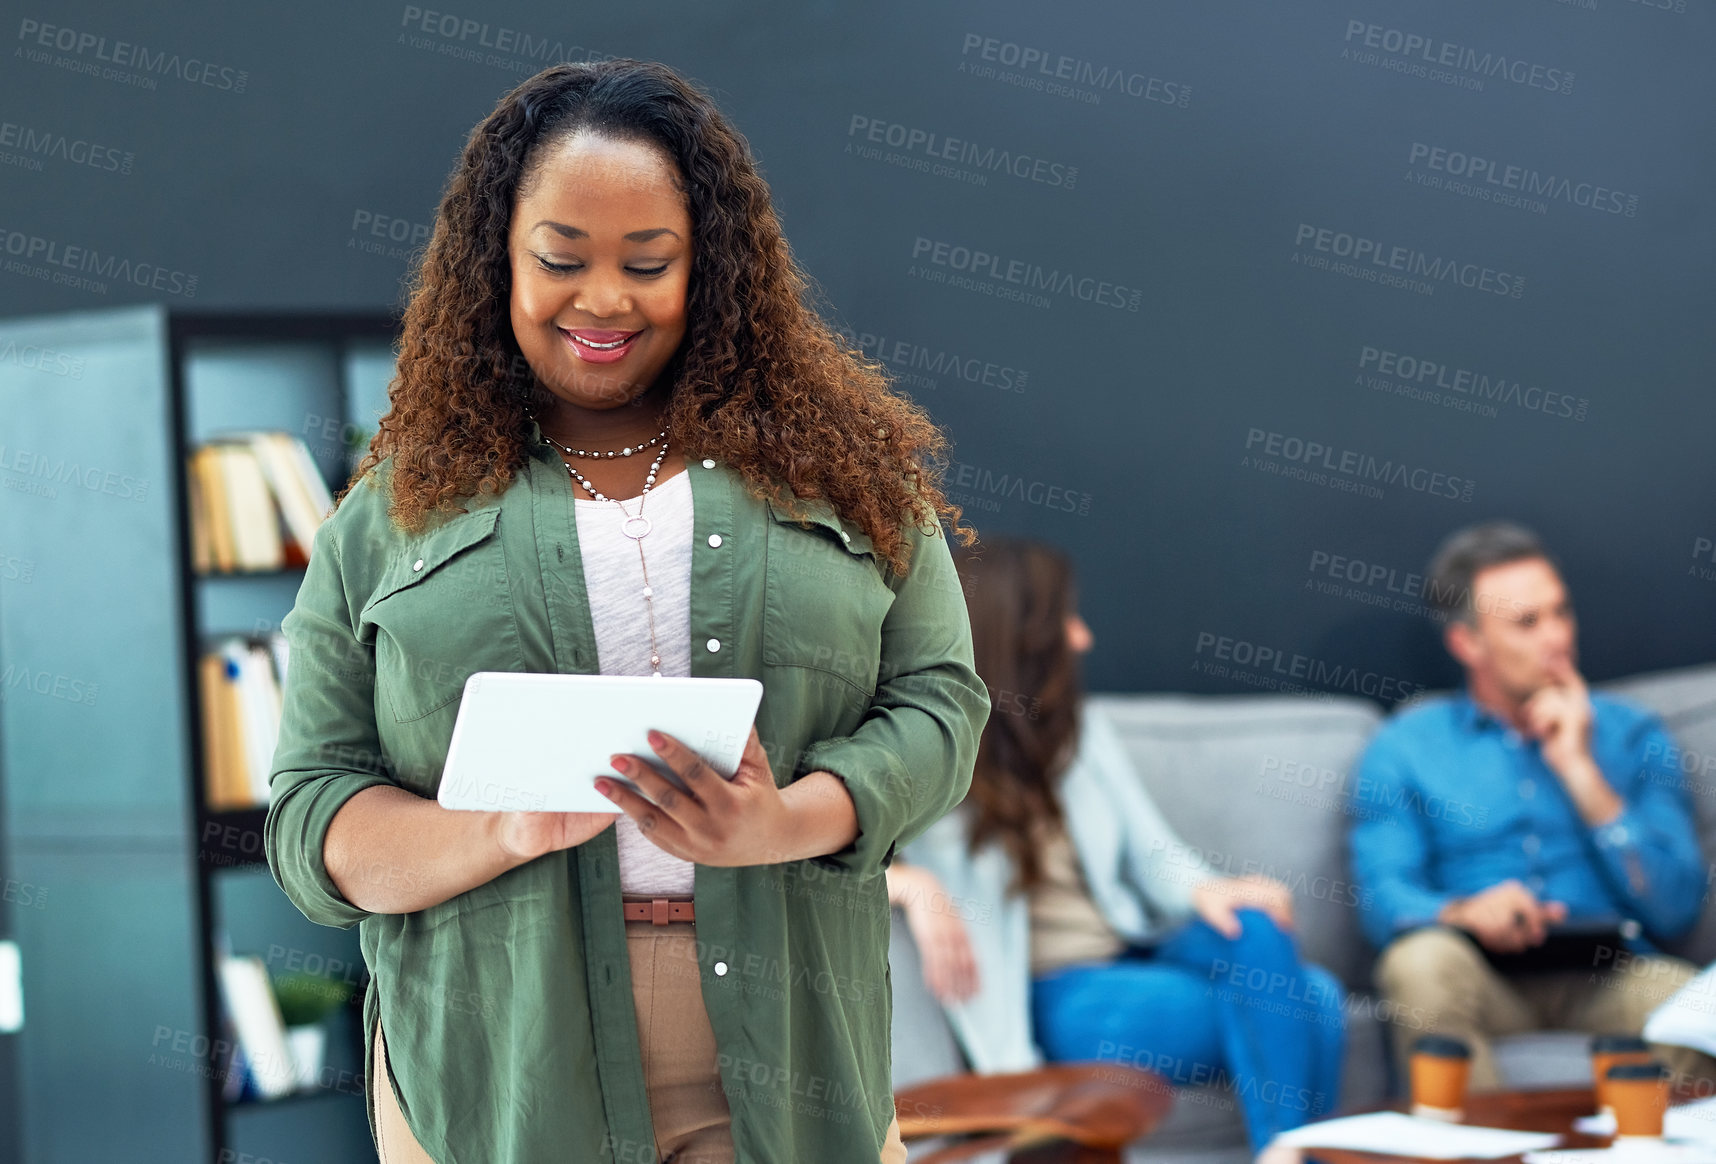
(1528, 875, 1546, 893)
(1522, 834, 1541, 856)
(714, 961, 728, 976)
(706, 638, 721, 653)
(412, 559, 424, 572)
(1519, 779, 1535, 799)
(707, 533, 723, 548)
(702, 458, 716, 469)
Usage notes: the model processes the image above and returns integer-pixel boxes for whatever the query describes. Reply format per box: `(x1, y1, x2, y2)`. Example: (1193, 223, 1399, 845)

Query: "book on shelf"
(214, 981, 246, 1104)
(215, 952, 297, 1102)
(188, 432, 334, 573)
(201, 634, 288, 810)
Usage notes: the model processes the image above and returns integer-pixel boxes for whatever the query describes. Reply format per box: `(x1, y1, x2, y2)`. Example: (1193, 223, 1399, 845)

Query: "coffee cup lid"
(1605, 1061, 1668, 1080)
(1413, 1035, 1472, 1059)
(1591, 1034, 1651, 1054)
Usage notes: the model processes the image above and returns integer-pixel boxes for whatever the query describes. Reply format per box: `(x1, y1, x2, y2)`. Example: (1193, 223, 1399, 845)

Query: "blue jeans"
(1030, 910, 1346, 1150)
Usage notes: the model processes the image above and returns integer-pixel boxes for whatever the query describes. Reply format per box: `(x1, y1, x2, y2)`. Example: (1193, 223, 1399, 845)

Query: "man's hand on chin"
(1522, 662, 1622, 826)
(1521, 660, 1593, 774)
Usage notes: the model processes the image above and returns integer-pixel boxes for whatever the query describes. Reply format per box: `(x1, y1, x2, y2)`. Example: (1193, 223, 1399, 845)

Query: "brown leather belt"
(622, 896, 696, 925)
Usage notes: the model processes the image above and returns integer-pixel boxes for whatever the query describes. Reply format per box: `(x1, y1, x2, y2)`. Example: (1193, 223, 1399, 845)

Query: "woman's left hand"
(597, 724, 806, 865)
(1191, 874, 1295, 938)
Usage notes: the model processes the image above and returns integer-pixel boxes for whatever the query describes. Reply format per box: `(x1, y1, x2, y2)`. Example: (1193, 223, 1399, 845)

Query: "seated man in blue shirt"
(1350, 521, 1708, 1091)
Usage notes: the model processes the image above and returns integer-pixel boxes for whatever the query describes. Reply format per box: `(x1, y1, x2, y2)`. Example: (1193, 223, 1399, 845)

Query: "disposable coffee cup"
(1590, 1034, 1653, 1119)
(1606, 1061, 1669, 1140)
(1410, 1035, 1472, 1122)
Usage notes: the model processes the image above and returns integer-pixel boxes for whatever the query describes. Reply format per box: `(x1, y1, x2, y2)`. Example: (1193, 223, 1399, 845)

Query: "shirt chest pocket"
(762, 498, 894, 701)
(359, 506, 520, 724)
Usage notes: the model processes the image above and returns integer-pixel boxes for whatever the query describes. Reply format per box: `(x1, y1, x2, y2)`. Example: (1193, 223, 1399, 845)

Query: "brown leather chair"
(894, 1063, 1175, 1163)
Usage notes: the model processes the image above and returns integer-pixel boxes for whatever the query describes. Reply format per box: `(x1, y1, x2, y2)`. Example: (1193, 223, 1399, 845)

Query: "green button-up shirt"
(264, 424, 990, 1164)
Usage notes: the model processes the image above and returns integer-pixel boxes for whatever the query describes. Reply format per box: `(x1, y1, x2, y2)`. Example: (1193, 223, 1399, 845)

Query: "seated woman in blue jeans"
(888, 537, 1346, 1160)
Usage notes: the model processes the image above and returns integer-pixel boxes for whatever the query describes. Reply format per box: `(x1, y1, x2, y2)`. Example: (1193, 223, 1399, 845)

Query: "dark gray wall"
(2, 0, 1712, 703)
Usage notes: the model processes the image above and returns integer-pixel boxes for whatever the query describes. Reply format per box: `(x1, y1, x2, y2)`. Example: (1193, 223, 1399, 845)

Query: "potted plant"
(272, 971, 356, 1091)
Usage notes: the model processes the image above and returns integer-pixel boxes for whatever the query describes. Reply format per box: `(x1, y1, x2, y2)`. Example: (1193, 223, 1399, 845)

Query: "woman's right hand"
(887, 864, 980, 1005)
(1191, 874, 1295, 938)
(492, 810, 616, 863)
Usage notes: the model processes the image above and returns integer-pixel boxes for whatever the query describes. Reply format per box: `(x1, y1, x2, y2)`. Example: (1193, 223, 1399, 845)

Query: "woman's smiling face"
(508, 132, 694, 412)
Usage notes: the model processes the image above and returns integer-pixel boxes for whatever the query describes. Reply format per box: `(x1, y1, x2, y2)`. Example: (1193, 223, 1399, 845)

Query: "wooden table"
(894, 1064, 1178, 1163)
(1308, 1088, 1610, 1164)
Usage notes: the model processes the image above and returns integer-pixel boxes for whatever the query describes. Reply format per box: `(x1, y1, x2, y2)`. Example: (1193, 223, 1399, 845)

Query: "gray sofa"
(888, 662, 1716, 1164)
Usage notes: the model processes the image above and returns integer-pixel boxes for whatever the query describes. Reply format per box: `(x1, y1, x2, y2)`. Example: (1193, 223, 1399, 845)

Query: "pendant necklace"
(558, 436, 674, 678)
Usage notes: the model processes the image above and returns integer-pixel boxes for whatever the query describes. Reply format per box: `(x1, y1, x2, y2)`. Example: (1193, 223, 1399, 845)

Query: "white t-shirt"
(572, 468, 695, 895)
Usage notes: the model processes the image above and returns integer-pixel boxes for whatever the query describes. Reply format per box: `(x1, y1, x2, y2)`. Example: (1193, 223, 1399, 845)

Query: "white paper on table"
(1525, 1142, 1716, 1164)
(1669, 1098, 1716, 1144)
(1645, 965, 1716, 1060)
(1274, 1111, 1562, 1159)
(1575, 1099, 1716, 1145)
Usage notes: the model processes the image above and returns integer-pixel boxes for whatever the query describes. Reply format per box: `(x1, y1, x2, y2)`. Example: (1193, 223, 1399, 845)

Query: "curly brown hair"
(344, 58, 973, 576)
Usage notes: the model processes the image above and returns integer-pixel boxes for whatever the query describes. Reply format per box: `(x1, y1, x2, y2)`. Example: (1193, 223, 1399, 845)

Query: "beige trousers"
(1374, 925, 1716, 1091)
(370, 919, 908, 1163)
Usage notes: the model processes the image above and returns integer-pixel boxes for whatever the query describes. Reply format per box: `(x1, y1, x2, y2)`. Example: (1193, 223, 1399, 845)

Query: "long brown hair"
(951, 537, 1085, 892)
(345, 59, 974, 575)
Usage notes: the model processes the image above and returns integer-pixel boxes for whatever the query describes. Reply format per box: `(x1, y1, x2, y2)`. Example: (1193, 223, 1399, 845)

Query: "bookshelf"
(0, 305, 395, 1162)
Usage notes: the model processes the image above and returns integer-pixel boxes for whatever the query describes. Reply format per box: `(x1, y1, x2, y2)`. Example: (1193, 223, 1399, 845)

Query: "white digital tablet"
(436, 672, 765, 813)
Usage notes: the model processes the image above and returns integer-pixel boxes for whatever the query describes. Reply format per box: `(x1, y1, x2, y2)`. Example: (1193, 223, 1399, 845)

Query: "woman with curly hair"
(264, 59, 990, 1164)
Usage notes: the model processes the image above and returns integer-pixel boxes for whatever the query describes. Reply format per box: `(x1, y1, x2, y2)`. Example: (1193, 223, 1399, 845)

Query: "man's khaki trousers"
(1374, 925, 1714, 1092)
